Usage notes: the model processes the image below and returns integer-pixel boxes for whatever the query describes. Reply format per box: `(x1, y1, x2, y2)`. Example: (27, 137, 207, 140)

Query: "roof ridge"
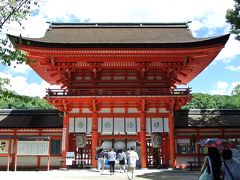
(49, 22, 190, 28)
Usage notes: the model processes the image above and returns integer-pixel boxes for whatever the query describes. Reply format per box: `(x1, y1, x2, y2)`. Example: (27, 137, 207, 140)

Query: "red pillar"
(61, 113, 69, 168)
(168, 110, 176, 168)
(139, 111, 147, 168)
(91, 111, 98, 168)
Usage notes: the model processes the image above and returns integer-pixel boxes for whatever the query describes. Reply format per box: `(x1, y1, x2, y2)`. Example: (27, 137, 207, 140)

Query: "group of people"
(96, 146, 139, 180)
(200, 147, 240, 180)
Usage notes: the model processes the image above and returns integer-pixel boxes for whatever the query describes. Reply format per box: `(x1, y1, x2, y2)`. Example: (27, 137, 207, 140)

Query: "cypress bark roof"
(0, 109, 62, 128)
(175, 109, 240, 128)
(0, 109, 240, 128)
(8, 22, 230, 48)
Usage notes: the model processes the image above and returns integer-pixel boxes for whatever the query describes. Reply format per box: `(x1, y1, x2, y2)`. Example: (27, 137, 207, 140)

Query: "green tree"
(0, 0, 38, 65)
(182, 93, 230, 109)
(226, 0, 240, 40)
(0, 90, 54, 109)
(0, 77, 10, 90)
(231, 84, 240, 95)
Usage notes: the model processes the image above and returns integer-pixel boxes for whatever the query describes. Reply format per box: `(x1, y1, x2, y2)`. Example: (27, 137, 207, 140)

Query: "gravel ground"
(0, 169, 199, 180)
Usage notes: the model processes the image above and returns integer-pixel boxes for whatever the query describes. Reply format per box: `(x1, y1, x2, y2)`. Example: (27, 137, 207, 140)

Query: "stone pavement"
(0, 168, 199, 180)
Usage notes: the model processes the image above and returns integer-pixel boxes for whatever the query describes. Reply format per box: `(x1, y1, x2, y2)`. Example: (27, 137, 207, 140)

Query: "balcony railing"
(46, 88, 192, 97)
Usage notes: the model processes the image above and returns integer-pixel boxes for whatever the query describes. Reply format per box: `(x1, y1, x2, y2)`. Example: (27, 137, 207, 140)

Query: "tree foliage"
(0, 0, 38, 65)
(231, 84, 240, 95)
(0, 89, 54, 109)
(182, 93, 240, 110)
(226, 0, 240, 40)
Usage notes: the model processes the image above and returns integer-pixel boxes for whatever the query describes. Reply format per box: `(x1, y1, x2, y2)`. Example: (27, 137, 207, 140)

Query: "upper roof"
(8, 22, 230, 48)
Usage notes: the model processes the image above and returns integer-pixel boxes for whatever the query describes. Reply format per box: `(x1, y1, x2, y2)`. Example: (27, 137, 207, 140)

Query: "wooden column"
(138, 99, 147, 168)
(61, 113, 69, 168)
(168, 110, 176, 168)
(139, 110, 147, 168)
(91, 111, 98, 168)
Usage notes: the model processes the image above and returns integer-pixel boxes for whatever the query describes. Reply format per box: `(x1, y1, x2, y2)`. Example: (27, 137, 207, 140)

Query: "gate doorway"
(69, 133, 92, 168)
(146, 133, 169, 168)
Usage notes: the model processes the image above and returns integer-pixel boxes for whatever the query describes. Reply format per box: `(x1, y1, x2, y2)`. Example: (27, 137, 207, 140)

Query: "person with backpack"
(222, 149, 240, 180)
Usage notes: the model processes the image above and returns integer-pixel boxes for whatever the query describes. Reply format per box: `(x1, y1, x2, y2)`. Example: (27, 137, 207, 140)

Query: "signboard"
(17, 141, 49, 155)
(0, 140, 9, 154)
(66, 151, 75, 165)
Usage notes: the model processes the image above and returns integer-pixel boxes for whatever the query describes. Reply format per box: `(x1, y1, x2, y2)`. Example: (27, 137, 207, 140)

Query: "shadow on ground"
(136, 170, 199, 180)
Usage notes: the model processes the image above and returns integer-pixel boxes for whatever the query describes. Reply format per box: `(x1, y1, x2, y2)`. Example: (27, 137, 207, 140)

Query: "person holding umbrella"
(200, 147, 222, 180)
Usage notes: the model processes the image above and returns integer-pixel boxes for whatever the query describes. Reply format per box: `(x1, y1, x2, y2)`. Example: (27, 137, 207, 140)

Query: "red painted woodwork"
(139, 110, 147, 168)
(91, 112, 98, 168)
(9, 24, 229, 169)
(168, 110, 175, 167)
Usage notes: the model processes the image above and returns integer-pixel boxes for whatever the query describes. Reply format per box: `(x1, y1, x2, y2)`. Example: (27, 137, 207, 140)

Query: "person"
(96, 148, 105, 172)
(127, 146, 139, 180)
(117, 149, 127, 173)
(200, 147, 222, 180)
(222, 149, 240, 180)
(231, 148, 240, 163)
(108, 148, 116, 175)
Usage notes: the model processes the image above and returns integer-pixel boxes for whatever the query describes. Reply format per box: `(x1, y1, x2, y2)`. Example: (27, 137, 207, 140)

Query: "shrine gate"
(8, 22, 229, 168)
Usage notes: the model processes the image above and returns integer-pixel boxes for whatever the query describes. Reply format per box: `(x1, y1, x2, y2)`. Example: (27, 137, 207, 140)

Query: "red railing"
(46, 88, 191, 97)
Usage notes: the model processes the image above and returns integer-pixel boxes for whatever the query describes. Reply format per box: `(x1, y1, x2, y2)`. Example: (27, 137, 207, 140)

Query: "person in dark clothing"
(96, 148, 105, 172)
(200, 147, 222, 180)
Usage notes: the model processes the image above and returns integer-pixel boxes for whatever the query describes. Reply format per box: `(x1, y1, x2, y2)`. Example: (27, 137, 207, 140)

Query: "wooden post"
(47, 137, 51, 171)
(61, 113, 69, 168)
(139, 110, 147, 168)
(168, 110, 176, 168)
(91, 111, 98, 168)
(14, 139, 18, 171)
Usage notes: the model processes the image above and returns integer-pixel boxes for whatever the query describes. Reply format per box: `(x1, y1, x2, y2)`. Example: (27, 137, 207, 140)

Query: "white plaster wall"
(41, 157, 61, 166)
(113, 108, 125, 113)
(0, 157, 12, 165)
(17, 157, 37, 166)
(128, 108, 138, 113)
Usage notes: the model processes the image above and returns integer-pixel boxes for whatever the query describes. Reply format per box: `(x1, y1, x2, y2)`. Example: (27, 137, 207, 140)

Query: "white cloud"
(1, 0, 238, 97)
(215, 35, 240, 63)
(40, 0, 233, 27)
(225, 65, 240, 72)
(0, 71, 60, 97)
(7, 62, 31, 75)
(210, 81, 240, 95)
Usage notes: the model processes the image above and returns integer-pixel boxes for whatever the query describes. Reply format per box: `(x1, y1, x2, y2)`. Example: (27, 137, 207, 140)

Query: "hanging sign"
(0, 140, 9, 154)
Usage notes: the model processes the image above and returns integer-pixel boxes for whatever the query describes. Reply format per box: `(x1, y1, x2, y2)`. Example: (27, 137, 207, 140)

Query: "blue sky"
(0, 0, 240, 97)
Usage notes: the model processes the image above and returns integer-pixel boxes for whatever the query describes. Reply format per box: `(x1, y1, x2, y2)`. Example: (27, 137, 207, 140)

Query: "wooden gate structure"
(8, 22, 229, 168)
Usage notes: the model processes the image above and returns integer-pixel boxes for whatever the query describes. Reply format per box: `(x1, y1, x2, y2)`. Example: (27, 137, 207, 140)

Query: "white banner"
(17, 141, 49, 155)
(75, 118, 87, 132)
(125, 118, 137, 132)
(114, 118, 124, 132)
(152, 118, 163, 132)
(102, 118, 113, 132)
